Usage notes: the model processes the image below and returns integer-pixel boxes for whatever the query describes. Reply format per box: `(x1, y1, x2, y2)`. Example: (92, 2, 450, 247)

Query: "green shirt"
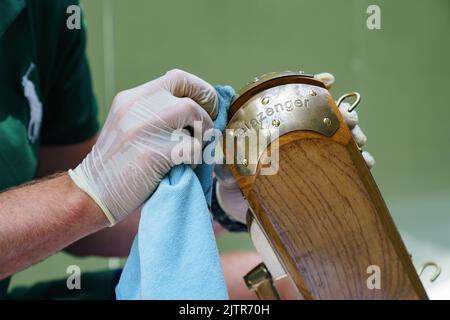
(0, 0, 99, 298)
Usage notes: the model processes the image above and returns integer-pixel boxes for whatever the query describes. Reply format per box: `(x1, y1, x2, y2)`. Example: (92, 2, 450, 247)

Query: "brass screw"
(261, 97, 270, 105)
(323, 117, 332, 127)
(272, 119, 281, 127)
(242, 159, 249, 167)
(309, 90, 317, 97)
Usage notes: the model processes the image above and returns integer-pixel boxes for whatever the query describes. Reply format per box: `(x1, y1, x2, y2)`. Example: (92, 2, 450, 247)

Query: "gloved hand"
(69, 69, 218, 225)
(214, 72, 375, 226)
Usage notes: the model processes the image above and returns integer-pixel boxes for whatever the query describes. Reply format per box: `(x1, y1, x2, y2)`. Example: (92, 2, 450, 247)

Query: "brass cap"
(229, 71, 326, 120)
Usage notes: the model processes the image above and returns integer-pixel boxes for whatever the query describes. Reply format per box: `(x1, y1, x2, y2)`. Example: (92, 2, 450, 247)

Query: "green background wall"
(10, 0, 450, 295)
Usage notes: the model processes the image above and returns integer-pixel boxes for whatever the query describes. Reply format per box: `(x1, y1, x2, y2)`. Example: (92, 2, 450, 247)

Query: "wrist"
(68, 167, 116, 226)
(216, 181, 248, 224)
(63, 173, 110, 229)
(211, 179, 248, 232)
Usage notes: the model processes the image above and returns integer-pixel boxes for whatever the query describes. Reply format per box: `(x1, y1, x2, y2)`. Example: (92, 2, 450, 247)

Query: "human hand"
(69, 69, 218, 225)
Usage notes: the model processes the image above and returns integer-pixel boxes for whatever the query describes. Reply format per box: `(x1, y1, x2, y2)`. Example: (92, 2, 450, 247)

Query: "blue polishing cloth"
(115, 86, 236, 300)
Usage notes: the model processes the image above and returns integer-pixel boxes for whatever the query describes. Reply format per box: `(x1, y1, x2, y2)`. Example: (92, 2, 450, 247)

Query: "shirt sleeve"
(39, 5, 99, 146)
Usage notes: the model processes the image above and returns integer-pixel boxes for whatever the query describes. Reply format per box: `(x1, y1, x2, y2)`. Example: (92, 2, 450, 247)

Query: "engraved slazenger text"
(246, 98, 310, 129)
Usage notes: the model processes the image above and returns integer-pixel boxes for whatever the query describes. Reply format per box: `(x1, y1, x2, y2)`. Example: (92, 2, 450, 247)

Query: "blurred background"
(9, 0, 450, 298)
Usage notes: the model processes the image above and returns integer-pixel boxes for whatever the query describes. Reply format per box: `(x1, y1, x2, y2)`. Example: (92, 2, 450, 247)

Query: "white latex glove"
(215, 72, 375, 225)
(69, 69, 218, 225)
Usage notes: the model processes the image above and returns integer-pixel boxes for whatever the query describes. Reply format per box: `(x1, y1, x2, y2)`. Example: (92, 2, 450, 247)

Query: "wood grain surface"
(227, 95, 428, 299)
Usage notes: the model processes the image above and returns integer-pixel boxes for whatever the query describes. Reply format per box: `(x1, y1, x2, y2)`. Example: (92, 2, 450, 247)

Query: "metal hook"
(417, 261, 441, 282)
(336, 92, 361, 113)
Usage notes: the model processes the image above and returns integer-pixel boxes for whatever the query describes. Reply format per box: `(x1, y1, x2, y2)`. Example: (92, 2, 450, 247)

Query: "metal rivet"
(309, 90, 317, 97)
(272, 119, 281, 127)
(242, 159, 249, 167)
(261, 97, 270, 105)
(323, 118, 332, 127)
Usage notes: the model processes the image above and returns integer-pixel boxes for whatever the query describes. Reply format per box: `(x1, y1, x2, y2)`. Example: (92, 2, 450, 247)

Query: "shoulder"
(26, 0, 88, 94)
(27, 0, 82, 34)
(28, 0, 80, 18)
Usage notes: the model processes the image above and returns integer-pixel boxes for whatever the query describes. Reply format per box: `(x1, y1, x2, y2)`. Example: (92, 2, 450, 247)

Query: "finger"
(339, 102, 359, 129)
(315, 72, 335, 89)
(352, 125, 367, 147)
(362, 151, 375, 169)
(162, 69, 218, 119)
(171, 97, 214, 138)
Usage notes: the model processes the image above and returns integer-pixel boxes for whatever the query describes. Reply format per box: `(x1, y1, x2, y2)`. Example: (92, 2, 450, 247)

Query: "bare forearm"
(66, 210, 141, 257)
(0, 173, 108, 279)
(35, 136, 139, 258)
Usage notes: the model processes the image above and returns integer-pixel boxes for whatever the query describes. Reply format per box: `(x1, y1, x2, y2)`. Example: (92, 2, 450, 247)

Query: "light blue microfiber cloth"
(115, 86, 236, 300)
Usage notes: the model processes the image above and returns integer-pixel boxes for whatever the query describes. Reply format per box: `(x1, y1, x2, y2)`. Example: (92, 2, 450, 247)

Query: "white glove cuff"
(68, 169, 116, 226)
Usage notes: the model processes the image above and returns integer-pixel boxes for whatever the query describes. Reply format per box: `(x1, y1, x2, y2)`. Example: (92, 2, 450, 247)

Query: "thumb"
(161, 69, 218, 120)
